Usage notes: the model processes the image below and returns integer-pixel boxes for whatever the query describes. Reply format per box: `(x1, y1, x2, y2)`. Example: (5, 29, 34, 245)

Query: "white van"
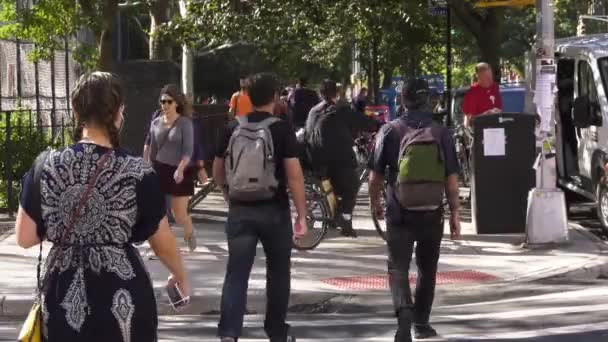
(554, 33, 608, 230)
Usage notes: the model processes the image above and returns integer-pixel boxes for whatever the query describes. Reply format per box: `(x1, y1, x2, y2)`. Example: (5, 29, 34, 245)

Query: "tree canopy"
(0, 0, 603, 89)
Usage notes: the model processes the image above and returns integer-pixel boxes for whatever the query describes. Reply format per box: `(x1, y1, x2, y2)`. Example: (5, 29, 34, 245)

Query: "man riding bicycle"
(306, 79, 379, 237)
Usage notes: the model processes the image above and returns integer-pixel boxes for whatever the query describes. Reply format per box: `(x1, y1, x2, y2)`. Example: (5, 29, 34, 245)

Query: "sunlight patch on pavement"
(436, 286, 608, 309)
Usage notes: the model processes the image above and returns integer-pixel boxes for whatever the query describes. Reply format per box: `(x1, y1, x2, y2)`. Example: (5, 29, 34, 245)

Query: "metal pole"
(15, 38, 22, 106)
(34, 56, 40, 121)
(5, 111, 13, 214)
(446, 5, 453, 127)
(50, 53, 56, 138)
(64, 37, 71, 125)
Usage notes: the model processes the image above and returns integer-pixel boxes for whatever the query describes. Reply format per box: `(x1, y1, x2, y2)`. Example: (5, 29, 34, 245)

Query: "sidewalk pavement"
(1, 191, 607, 318)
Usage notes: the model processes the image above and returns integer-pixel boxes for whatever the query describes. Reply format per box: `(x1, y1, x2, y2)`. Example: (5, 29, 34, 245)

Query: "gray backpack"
(225, 116, 280, 201)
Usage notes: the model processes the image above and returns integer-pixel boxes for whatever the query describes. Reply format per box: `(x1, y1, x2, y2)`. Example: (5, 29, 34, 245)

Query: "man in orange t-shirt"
(462, 63, 503, 128)
(229, 76, 254, 118)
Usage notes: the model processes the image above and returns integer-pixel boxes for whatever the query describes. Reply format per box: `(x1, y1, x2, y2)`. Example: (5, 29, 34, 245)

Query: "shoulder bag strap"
(32, 150, 50, 295)
(155, 117, 179, 161)
(58, 150, 113, 245)
(234, 93, 239, 115)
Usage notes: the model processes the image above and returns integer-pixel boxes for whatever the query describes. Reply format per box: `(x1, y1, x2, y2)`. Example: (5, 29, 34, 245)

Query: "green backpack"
(392, 119, 446, 211)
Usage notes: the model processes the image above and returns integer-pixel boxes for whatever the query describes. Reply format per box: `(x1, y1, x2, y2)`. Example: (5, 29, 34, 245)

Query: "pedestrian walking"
(15, 72, 189, 342)
(229, 75, 254, 119)
(368, 78, 461, 342)
(462, 62, 503, 128)
(287, 77, 319, 129)
(145, 84, 197, 252)
(352, 87, 369, 114)
(213, 72, 308, 342)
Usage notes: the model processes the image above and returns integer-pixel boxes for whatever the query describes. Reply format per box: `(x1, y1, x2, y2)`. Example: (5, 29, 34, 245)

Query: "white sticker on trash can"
(483, 128, 506, 156)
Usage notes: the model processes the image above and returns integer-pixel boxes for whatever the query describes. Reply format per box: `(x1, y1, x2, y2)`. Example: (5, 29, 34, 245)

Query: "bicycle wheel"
(372, 189, 387, 241)
(188, 181, 216, 211)
(292, 186, 330, 250)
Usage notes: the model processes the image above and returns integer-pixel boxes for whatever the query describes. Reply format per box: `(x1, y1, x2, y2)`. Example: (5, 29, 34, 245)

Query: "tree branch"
(448, 0, 483, 40)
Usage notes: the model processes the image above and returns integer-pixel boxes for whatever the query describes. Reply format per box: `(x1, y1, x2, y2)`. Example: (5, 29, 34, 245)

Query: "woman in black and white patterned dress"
(15, 72, 189, 341)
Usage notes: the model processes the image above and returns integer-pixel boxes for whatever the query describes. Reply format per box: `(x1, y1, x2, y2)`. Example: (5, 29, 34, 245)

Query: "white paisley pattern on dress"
(111, 289, 134, 342)
(60, 267, 88, 332)
(40, 144, 153, 332)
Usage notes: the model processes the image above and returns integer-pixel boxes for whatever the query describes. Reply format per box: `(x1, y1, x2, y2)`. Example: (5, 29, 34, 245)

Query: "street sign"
(429, 0, 448, 16)
(474, 0, 534, 8)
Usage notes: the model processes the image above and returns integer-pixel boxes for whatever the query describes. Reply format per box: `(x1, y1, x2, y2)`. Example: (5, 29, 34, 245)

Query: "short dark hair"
(248, 72, 279, 107)
(360, 87, 368, 93)
(298, 77, 308, 86)
(320, 79, 337, 100)
(401, 78, 430, 110)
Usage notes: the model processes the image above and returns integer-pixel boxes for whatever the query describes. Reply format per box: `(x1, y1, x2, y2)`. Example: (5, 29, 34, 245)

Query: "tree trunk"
(477, 10, 503, 82)
(98, 0, 119, 71)
(149, 0, 172, 60)
(370, 38, 380, 105)
(179, 0, 194, 98)
(382, 67, 393, 89)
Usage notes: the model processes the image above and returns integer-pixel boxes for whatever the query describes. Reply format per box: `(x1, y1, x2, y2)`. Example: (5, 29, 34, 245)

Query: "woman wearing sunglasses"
(146, 84, 197, 251)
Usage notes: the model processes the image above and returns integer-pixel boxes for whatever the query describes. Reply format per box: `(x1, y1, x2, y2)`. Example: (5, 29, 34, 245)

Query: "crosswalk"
(2, 285, 608, 341)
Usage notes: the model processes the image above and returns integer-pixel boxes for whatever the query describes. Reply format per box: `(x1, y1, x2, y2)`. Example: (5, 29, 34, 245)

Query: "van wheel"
(597, 182, 608, 233)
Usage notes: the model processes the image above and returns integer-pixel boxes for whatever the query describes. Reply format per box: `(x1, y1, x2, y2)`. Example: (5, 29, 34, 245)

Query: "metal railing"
(0, 109, 73, 213)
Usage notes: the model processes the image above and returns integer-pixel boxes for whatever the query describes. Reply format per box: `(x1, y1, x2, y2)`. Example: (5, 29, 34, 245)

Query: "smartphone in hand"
(166, 282, 190, 312)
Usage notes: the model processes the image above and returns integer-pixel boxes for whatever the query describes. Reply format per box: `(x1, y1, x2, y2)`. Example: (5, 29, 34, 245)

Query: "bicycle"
(371, 187, 388, 241)
(188, 179, 217, 212)
(454, 124, 473, 188)
(291, 172, 334, 250)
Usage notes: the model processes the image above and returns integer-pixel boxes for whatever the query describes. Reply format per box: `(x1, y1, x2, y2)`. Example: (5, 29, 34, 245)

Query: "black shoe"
(413, 324, 438, 339)
(339, 219, 358, 238)
(395, 309, 413, 342)
(395, 330, 413, 342)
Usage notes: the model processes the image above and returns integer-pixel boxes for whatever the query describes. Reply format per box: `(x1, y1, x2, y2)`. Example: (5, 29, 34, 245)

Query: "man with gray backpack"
(368, 78, 461, 342)
(213, 73, 307, 342)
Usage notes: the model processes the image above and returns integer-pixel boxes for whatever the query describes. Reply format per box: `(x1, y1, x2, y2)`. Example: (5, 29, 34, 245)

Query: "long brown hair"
(160, 84, 192, 117)
(72, 72, 124, 147)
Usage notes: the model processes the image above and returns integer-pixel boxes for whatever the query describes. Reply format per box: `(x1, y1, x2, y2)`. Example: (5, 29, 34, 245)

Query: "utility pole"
(446, 5, 453, 127)
(526, 0, 569, 245)
(178, 0, 194, 99)
(536, 0, 554, 61)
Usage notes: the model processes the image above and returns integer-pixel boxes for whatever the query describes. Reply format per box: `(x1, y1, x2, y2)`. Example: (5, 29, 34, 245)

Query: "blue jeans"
(218, 204, 293, 340)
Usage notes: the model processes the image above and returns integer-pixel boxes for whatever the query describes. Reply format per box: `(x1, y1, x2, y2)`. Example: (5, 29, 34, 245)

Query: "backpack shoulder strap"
(234, 92, 240, 114)
(390, 118, 412, 140)
(236, 115, 248, 126)
(258, 116, 280, 128)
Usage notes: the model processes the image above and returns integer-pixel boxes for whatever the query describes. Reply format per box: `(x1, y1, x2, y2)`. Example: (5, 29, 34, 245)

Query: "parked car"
(552, 33, 608, 232)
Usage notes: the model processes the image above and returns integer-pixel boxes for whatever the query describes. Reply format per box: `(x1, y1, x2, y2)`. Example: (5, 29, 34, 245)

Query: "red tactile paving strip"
(322, 271, 499, 290)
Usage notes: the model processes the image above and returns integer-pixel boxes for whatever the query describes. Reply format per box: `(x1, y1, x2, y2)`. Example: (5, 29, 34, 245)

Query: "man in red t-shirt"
(462, 63, 503, 128)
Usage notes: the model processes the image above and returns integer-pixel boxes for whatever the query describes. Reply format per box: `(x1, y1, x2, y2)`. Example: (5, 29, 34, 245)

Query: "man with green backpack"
(369, 78, 461, 342)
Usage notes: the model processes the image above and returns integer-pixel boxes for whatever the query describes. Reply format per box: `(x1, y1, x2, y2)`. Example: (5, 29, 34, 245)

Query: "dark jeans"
(218, 204, 293, 340)
(387, 210, 443, 326)
(326, 166, 359, 217)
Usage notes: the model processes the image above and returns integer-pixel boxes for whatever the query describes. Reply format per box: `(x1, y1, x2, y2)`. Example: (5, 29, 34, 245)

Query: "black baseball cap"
(402, 78, 430, 103)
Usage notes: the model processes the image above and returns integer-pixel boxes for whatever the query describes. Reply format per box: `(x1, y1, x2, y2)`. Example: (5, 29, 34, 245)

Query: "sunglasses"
(160, 99, 174, 105)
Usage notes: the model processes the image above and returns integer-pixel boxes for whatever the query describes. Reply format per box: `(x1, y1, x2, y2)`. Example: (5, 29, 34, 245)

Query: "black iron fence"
(193, 104, 229, 168)
(0, 109, 74, 213)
